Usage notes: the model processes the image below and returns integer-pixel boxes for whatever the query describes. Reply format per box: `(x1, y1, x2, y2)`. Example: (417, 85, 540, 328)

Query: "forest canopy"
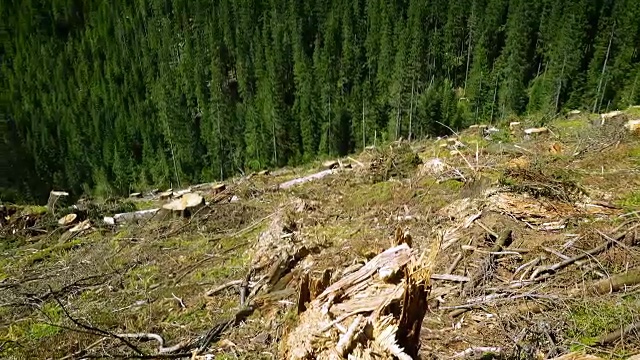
(1, 0, 639, 202)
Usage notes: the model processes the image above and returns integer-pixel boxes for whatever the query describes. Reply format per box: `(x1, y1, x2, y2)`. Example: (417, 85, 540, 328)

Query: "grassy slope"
(1, 110, 640, 359)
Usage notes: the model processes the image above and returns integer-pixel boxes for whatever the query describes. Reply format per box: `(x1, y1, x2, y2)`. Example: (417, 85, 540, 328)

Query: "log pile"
(283, 231, 437, 360)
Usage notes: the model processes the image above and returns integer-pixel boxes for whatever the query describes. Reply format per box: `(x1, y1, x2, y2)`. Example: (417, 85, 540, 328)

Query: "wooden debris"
(430, 274, 470, 282)
(625, 119, 640, 133)
(112, 208, 160, 224)
(47, 190, 69, 214)
(524, 127, 549, 135)
(205, 280, 244, 297)
(162, 193, 204, 217)
(463, 229, 512, 296)
(279, 169, 336, 190)
(548, 352, 604, 360)
(574, 268, 640, 295)
(69, 219, 91, 233)
(159, 190, 173, 200)
(211, 183, 226, 194)
(323, 160, 339, 169)
(172, 188, 192, 198)
(531, 232, 622, 279)
(600, 110, 623, 122)
(129, 192, 142, 198)
(284, 236, 436, 360)
(567, 109, 582, 117)
(58, 213, 78, 226)
(258, 169, 270, 176)
(596, 321, 640, 345)
(452, 347, 501, 358)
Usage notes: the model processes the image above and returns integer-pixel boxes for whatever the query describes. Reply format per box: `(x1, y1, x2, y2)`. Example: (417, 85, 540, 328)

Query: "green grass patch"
(125, 264, 160, 290)
(343, 181, 395, 209)
(616, 190, 640, 210)
(625, 106, 640, 118)
(25, 239, 84, 265)
(19, 205, 48, 215)
(567, 297, 640, 348)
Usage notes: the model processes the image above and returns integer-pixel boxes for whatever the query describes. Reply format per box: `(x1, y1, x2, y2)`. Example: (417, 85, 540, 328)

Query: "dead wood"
(452, 347, 502, 358)
(115, 333, 190, 354)
(284, 234, 436, 360)
(279, 169, 336, 189)
(430, 274, 470, 282)
(446, 252, 464, 275)
(205, 280, 244, 297)
(111, 208, 160, 225)
(574, 268, 640, 295)
(47, 190, 69, 215)
(531, 231, 625, 279)
(596, 321, 640, 345)
(463, 229, 513, 295)
(162, 193, 205, 217)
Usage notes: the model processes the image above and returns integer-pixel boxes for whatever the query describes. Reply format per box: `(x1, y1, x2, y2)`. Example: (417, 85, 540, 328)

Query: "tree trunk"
(593, 24, 615, 113)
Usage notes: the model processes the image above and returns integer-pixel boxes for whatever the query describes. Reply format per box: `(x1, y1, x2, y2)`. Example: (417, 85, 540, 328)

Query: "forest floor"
(2, 109, 640, 360)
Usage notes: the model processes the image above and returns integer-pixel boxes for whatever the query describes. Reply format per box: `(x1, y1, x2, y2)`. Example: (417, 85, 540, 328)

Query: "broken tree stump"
(162, 193, 204, 217)
(284, 235, 437, 360)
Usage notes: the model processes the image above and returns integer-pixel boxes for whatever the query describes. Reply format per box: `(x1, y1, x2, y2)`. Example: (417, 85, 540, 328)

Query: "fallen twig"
(116, 333, 191, 354)
(452, 347, 502, 358)
(446, 253, 463, 275)
(531, 231, 625, 279)
(430, 274, 470, 282)
(463, 229, 513, 295)
(596, 321, 640, 345)
(205, 280, 243, 297)
(476, 221, 499, 239)
(53, 296, 146, 356)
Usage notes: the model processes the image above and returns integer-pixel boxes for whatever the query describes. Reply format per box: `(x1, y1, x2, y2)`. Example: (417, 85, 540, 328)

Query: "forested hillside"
(2, 0, 640, 202)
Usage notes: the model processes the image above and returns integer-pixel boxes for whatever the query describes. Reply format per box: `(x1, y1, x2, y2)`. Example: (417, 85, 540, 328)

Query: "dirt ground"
(2, 110, 640, 359)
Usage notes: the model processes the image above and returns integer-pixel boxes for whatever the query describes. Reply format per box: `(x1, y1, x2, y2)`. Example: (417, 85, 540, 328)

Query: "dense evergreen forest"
(1, 0, 640, 202)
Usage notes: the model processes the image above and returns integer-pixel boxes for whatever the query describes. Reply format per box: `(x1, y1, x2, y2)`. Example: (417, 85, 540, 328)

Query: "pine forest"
(2, 0, 640, 202)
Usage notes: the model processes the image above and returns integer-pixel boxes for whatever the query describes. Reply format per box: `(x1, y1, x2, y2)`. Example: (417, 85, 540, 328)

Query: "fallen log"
(110, 208, 160, 225)
(572, 268, 640, 296)
(596, 321, 640, 345)
(279, 169, 336, 190)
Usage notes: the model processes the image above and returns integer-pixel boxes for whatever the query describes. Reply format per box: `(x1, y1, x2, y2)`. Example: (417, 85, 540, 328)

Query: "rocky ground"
(2, 109, 640, 360)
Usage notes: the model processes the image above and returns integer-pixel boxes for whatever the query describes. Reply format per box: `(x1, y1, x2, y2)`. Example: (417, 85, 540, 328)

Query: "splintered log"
(284, 237, 436, 360)
(298, 269, 333, 314)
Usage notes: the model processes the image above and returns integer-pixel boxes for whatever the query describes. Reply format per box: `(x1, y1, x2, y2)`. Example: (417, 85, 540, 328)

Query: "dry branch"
(463, 229, 513, 295)
(596, 321, 640, 345)
(446, 252, 464, 274)
(430, 274, 470, 282)
(531, 231, 624, 279)
(205, 280, 244, 296)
